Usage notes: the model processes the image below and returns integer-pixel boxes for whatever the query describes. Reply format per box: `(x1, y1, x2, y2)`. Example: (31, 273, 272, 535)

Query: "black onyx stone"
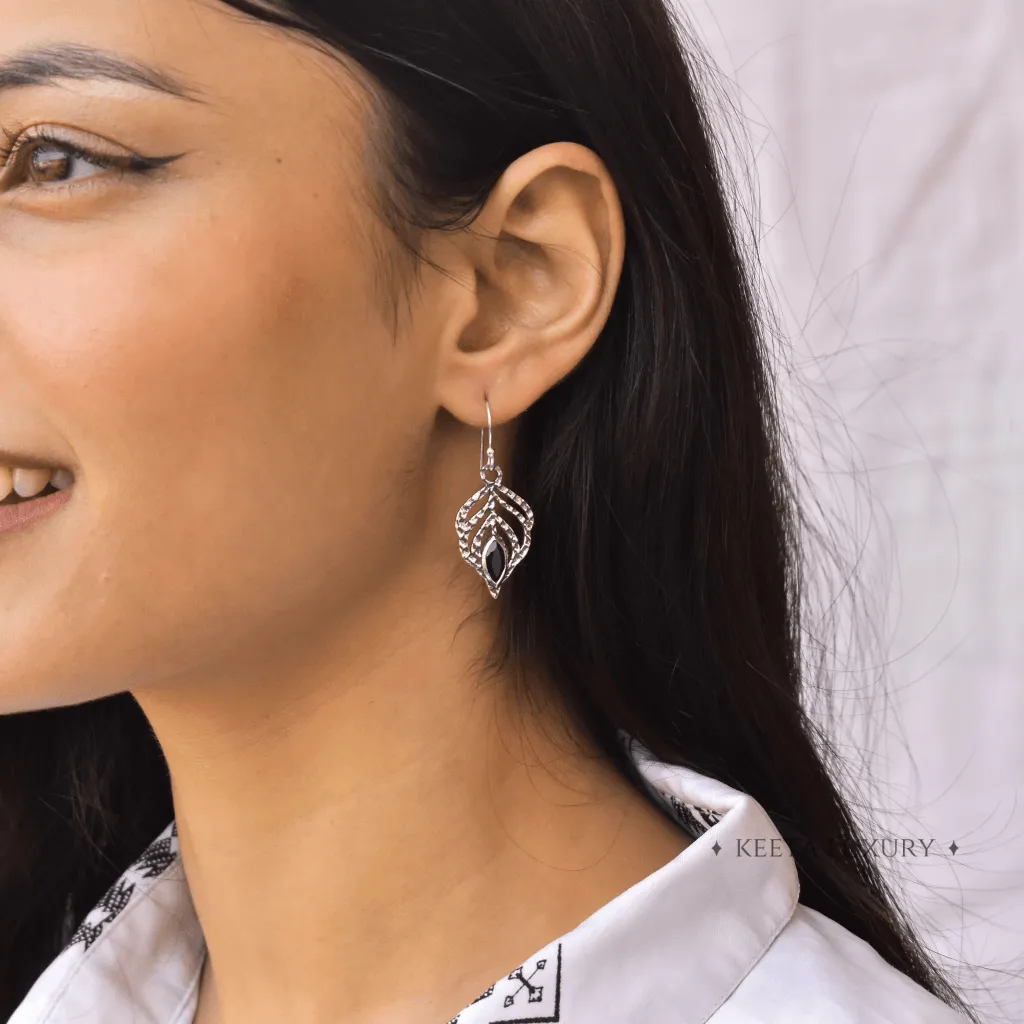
(483, 536, 506, 584)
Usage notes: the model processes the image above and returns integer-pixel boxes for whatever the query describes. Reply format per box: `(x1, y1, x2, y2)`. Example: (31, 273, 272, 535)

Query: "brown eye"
(0, 129, 183, 195)
(27, 142, 109, 184)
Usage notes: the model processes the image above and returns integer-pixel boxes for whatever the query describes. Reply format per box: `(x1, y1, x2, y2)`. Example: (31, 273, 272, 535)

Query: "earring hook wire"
(480, 393, 495, 475)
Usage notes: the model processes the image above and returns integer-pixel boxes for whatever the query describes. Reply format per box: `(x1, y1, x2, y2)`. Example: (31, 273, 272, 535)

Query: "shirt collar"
(10, 737, 799, 1024)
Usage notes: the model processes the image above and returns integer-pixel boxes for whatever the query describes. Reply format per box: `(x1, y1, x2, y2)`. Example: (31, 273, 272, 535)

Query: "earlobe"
(435, 142, 625, 429)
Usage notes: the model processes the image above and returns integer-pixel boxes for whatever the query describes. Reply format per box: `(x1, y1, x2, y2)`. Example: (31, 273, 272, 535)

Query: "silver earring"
(454, 395, 534, 599)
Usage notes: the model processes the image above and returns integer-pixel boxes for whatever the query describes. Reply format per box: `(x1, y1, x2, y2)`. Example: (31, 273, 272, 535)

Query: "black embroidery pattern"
(658, 791, 723, 838)
(67, 877, 136, 951)
(63, 820, 180, 953)
(130, 831, 176, 878)
(617, 731, 724, 839)
(448, 943, 562, 1023)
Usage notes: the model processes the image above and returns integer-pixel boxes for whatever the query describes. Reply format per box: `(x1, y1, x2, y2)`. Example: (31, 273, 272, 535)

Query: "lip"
(0, 487, 73, 534)
(0, 448, 70, 471)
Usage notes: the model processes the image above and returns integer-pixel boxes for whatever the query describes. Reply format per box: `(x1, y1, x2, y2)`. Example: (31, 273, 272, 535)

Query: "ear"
(430, 142, 626, 429)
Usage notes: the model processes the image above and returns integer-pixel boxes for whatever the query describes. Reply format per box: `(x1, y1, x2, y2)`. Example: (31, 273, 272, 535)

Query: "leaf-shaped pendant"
(455, 468, 534, 599)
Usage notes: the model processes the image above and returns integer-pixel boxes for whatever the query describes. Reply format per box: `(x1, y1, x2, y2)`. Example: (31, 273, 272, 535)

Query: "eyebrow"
(0, 43, 202, 100)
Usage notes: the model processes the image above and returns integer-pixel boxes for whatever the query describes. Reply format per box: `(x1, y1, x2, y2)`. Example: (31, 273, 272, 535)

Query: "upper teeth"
(0, 466, 74, 501)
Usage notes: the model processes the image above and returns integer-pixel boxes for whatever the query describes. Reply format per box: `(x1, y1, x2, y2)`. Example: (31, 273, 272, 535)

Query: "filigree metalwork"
(455, 399, 534, 599)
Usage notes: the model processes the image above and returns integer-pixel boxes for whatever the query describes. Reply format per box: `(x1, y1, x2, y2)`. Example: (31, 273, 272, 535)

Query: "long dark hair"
(0, 1, 976, 1019)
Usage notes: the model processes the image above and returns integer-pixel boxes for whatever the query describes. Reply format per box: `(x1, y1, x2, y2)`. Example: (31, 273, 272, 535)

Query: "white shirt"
(10, 739, 968, 1023)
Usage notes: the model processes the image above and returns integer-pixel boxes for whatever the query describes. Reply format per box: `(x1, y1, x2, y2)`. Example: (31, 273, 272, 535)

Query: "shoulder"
(710, 903, 970, 1023)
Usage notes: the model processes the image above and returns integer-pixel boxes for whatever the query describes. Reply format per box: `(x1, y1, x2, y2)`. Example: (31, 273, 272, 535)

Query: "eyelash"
(0, 126, 164, 192)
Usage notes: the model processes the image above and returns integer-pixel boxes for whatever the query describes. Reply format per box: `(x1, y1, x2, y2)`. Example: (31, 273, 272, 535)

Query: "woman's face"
(0, 0, 457, 711)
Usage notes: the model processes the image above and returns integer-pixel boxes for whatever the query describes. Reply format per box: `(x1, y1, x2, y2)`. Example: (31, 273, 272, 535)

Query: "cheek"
(0, 189, 406, 707)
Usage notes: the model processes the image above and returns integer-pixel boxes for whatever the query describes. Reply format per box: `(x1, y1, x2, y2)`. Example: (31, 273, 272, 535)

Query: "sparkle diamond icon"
(949, 841, 959, 855)
(712, 841, 722, 855)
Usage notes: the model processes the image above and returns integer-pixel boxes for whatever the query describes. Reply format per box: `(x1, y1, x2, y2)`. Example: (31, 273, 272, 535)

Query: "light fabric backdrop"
(680, 3, 1023, 1020)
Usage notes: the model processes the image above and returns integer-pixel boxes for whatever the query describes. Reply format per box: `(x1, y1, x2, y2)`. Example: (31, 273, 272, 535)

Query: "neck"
(134, 564, 690, 1024)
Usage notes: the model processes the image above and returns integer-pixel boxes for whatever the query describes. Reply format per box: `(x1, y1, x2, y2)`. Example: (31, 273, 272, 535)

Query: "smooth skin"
(0, 2, 691, 1022)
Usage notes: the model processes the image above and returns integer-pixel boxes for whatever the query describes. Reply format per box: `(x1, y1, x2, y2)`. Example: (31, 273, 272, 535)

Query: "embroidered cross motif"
(504, 957, 548, 1006)
(448, 943, 562, 1023)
